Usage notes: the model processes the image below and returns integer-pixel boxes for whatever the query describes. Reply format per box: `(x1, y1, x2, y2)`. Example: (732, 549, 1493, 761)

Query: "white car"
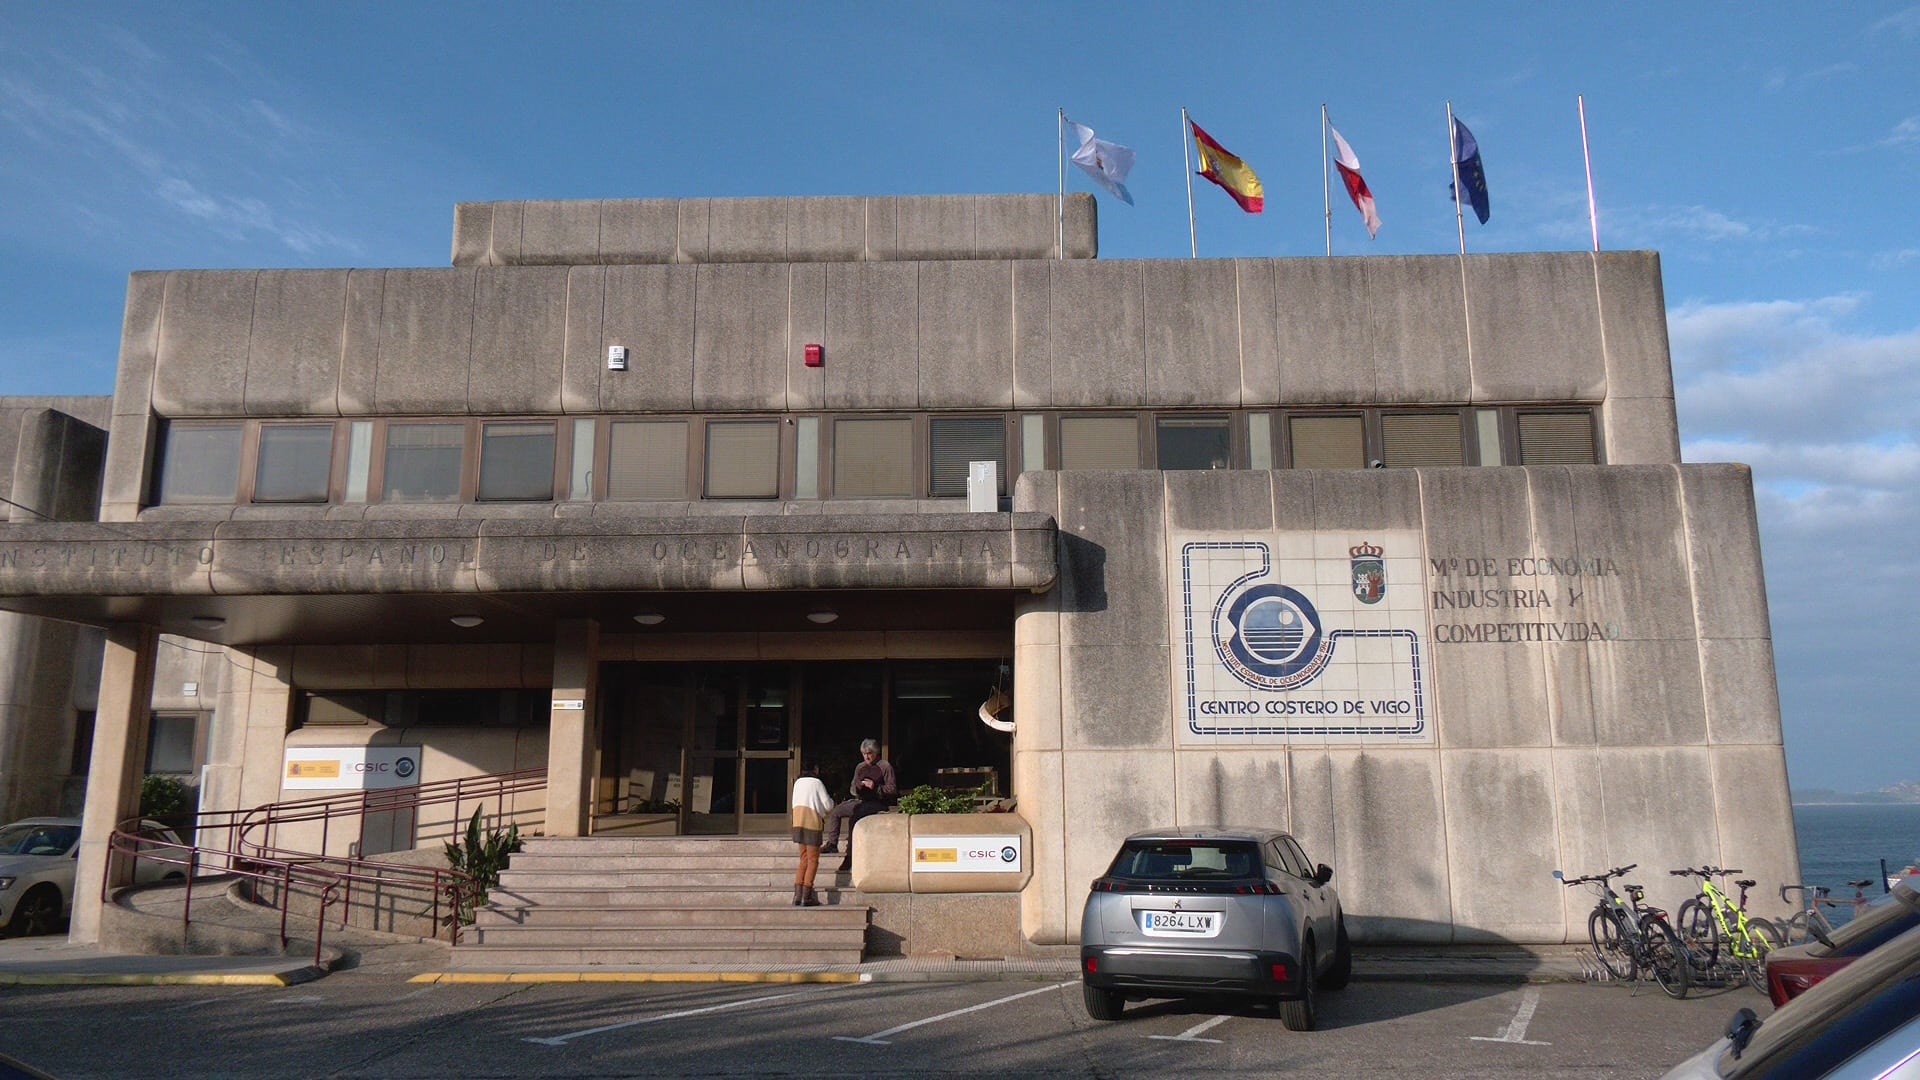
(0, 817, 186, 936)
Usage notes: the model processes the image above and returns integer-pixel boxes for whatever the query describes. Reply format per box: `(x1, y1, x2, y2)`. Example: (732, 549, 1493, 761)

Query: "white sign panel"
(910, 835, 1024, 873)
(283, 746, 423, 790)
(1172, 531, 1431, 746)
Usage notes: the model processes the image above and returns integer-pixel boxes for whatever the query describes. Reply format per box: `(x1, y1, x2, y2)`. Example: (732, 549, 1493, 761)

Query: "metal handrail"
(104, 767, 541, 949)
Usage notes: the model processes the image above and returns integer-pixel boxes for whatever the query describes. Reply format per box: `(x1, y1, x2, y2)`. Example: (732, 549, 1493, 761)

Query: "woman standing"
(789, 761, 835, 906)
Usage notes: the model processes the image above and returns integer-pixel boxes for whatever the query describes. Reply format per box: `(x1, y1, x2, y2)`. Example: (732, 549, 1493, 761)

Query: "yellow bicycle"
(1671, 866, 1782, 992)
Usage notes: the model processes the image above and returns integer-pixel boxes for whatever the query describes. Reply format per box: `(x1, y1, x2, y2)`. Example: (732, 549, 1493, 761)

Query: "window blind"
(1288, 416, 1366, 470)
(705, 421, 780, 498)
(834, 418, 914, 497)
(1060, 416, 1140, 469)
(1518, 412, 1598, 464)
(608, 421, 689, 500)
(930, 417, 1006, 496)
(1381, 414, 1464, 467)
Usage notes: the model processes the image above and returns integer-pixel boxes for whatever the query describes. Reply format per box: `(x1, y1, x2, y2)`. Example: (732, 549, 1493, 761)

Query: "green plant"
(139, 774, 190, 819)
(443, 808, 523, 926)
(896, 783, 985, 815)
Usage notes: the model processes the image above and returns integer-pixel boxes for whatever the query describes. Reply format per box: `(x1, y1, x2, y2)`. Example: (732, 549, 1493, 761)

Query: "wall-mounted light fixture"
(633, 613, 666, 626)
(449, 614, 484, 628)
(805, 607, 838, 625)
(189, 615, 226, 631)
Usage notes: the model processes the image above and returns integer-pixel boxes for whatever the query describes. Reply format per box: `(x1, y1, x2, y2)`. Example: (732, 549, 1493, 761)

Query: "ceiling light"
(189, 615, 226, 631)
(633, 613, 666, 626)
(449, 614, 484, 628)
(805, 608, 839, 625)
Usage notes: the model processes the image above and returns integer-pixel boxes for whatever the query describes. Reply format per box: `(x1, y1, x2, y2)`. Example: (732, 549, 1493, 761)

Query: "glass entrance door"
(684, 665, 794, 835)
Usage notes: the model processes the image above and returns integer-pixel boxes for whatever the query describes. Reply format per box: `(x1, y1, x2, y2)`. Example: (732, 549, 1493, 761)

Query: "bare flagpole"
(1447, 100, 1467, 257)
(1181, 107, 1198, 258)
(1057, 109, 1066, 260)
(1579, 95, 1599, 252)
(1321, 104, 1333, 257)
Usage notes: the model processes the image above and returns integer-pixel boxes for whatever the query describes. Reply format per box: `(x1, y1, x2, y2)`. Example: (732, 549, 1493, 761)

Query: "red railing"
(105, 767, 547, 955)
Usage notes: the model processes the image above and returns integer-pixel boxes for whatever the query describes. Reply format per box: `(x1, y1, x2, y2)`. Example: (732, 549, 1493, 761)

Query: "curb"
(411, 970, 871, 985)
(0, 967, 322, 987)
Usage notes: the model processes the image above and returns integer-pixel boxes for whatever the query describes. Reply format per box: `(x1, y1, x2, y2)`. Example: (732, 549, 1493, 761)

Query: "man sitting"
(819, 738, 896, 867)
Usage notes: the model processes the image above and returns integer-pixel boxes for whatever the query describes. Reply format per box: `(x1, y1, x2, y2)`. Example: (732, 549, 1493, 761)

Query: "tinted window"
(1156, 416, 1231, 470)
(157, 425, 242, 503)
(930, 417, 1006, 497)
(1283, 837, 1315, 879)
(1109, 840, 1264, 880)
(383, 423, 464, 501)
(254, 424, 333, 502)
(477, 422, 555, 501)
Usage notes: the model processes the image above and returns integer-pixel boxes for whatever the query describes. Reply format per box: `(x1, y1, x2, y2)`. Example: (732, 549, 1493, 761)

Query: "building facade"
(0, 193, 1797, 947)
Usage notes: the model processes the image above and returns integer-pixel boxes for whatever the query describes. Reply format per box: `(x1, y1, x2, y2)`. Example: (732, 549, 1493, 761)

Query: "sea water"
(1791, 803, 1920, 926)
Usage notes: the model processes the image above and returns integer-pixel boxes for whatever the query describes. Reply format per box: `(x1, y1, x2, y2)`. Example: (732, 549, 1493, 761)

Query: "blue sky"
(2, 2, 1917, 791)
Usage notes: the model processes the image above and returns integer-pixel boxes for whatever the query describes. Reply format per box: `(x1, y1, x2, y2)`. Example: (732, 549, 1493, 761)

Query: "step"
(496, 869, 833, 889)
(505, 853, 804, 872)
(520, 837, 797, 856)
(483, 886, 861, 908)
(445, 944, 864, 967)
(464, 914, 864, 941)
(473, 905, 869, 930)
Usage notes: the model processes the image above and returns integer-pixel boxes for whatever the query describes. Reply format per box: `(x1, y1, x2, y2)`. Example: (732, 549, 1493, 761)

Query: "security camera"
(1369, 459, 1385, 469)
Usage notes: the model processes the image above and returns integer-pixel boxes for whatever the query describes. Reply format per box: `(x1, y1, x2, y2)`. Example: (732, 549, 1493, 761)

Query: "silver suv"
(1079, 827, 1349, 1030)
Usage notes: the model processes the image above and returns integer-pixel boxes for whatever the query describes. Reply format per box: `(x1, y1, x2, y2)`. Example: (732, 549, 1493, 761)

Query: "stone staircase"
(450, 836, 869, 967)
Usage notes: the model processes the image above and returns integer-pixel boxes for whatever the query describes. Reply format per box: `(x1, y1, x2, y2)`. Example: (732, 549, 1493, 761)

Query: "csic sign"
(909, 835, 1023, 873)
(283, 746, 423, 791)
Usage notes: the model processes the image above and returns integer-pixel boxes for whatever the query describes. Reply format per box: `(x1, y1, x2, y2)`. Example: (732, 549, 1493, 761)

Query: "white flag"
(1328, 121, 1381, 239)
(1067, 118, 1135, 205)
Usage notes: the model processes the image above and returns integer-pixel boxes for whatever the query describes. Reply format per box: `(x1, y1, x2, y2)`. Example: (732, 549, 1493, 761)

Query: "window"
(608, 420, 689, 500)
(1059, 416, 1139, 469)
(156, 425, 242, 503)
(1289, 415, 1366, 469)
(704, 420, 780, 498)
(1517, 411, 1598, 464)
(929, 417, 1006, 497)
(382, 423, 464, 501)
(478, 421, 556, 501)
(146, 713, 198, 774)
(1156, 415, 1231, 470)
(834, 418, 914, 497)
(254, 424, 334, 503)
(297, 690, 548, 729)
(1381, 413, 1464, 467)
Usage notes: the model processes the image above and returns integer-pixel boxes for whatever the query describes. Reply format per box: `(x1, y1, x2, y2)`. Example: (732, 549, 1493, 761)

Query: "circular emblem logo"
(1216, 583, 1328, 689)
(1000, 846, 1017, 863)
(394, 756, 417, 779)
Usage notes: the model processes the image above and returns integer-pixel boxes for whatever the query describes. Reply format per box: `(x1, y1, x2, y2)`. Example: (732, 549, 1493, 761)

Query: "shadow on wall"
(1058, 533, 1107, 614)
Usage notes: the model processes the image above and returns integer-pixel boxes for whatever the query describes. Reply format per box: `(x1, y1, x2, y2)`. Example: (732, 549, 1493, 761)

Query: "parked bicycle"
(1671, 866, 1782, 992)
(1778, 879, 1873, 947)
(1556, 865, 1690, 998)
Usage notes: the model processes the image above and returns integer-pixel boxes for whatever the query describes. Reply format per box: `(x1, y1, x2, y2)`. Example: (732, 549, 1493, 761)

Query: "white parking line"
(525, 984, 855, 1047)
(833, 981, 1076, 1046)
(1467, 986, 1550, 1046)
(1147, 1014, 1230, 1043)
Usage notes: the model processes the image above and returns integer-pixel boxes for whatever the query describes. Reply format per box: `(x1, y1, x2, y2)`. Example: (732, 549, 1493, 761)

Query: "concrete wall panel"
(1595, 251, 1676, 401)
(1014, 748, 1065, 943)
(824, 263, 919, 410)
(1165, 470, 1274, 533)
(1442, 749, 1564, 941)
(1049, 262, 1145, 407)
(1467, 253, 1603, 402)
(1144, 260, 1243, 407)
(154, 272, 257, 417)
(784, 198, 865, 263)
(691, 264, 789, 413)
(1699, 637, 1784, 745)
(468, 267, 568, 414)
(1570, 466, 1695, 639)
(973, 194, 1058, 260)
(1235, 261, 1280, 406)
(600, 265, 696, 413)
(708, 198, 787, 263)
(1681, 464, 1772, 640)
(1594, 747, 1719, 917)
(1328, 749, 1451, 942)
(787, 264, 827, 413)
(1587, 638, 1707, 746)
(1055, 472, 1166, 647)
(1271, 258, 1374, 405)
(246, 271, 349, 417)
(1061, 748, 1176, 938)
(558, 267, 605, 414)
(374, 270, 475, 415)
(1011, 262, 1051, 410)
(336, 270, 384, 416)
(1602, 397, 1682, 465)
(519, 200, 602, 266)
(918, 262, 1013, 410)
(598, 200, 680, 265)
(1174, 749, 1291, 830)
(1362, 257, 1472, 406)
(1708, 744, 1799, 921)
(895, 197, 974, 261)
(1063, 644, 1169, 749)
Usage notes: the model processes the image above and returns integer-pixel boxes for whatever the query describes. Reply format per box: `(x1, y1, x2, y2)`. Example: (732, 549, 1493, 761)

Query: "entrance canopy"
(0, 510, 1057, 646)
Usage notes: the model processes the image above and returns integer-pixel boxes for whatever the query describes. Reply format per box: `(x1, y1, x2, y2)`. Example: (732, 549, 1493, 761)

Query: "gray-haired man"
(819, 738, 897, 862)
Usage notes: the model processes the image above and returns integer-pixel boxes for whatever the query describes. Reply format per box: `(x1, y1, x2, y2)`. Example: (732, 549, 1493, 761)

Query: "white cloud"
(1870, 6, 1920, 38)
(1881, 115, 1920, 148)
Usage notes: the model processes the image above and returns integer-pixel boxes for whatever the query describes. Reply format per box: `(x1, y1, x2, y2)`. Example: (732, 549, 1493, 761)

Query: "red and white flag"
(1329, 123, 1381, 239)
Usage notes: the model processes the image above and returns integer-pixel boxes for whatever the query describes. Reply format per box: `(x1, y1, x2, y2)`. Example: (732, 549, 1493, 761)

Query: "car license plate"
(1139, 910, 1220, 937)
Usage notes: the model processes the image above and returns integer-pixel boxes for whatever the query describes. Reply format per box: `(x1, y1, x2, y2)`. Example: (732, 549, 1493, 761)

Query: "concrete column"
(545, 619, 599, 837)
(70, 622, 157, 943)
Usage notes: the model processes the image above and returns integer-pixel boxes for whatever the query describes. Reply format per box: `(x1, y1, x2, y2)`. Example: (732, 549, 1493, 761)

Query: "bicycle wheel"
(1675, 898, 1719, 971)
(1741, 918, 1782, 993)
(1640, 916, 1691, 999)
(1783, 909, 1810, 946)
(1747, 917, 1784, 952)
(1589, 907, 1636, 981)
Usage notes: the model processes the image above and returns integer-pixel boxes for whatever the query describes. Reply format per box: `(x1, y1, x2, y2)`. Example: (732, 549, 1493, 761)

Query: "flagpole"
(1181, 107, 1198, 258)
(1057, 109, 1066, 260)
(1447, 101, 1467, 257)
(1579, 95, 1599, 252)
(1321, 104, 1333, 257)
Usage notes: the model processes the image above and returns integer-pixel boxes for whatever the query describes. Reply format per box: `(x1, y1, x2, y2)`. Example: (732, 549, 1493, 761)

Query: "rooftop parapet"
(451, 194, 1097, 266)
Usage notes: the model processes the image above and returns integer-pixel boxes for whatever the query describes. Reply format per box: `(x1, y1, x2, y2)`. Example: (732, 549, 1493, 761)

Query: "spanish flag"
(1191, 119, 1263, 214)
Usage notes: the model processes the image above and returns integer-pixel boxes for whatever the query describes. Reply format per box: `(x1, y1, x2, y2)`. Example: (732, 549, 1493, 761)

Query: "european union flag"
(1449, 117, 1490, 225)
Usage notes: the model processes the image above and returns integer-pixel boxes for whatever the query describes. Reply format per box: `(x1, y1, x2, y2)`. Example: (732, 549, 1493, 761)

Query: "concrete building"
(0, 193, 1796, 950)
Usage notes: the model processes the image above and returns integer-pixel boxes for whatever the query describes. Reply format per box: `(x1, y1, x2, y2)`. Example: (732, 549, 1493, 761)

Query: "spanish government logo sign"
(1172, 532, 1430, 745)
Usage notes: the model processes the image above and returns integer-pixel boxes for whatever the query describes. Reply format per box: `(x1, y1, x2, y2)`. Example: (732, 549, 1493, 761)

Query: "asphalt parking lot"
(0, 970, 1763, 1078)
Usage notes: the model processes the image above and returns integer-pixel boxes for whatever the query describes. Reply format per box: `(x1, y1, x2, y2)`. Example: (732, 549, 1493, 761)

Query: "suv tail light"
(1236, 882, 1286, 896)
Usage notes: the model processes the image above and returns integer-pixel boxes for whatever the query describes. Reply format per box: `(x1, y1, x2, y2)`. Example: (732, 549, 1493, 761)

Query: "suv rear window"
(1108, 840, 1264, 881)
